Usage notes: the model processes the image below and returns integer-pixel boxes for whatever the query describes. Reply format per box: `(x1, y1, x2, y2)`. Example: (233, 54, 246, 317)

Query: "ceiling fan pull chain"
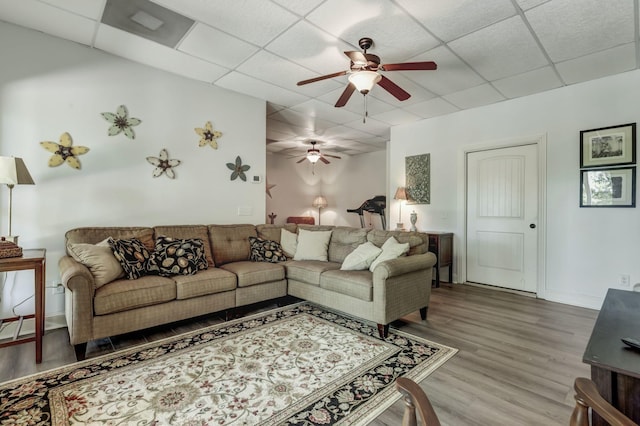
(362, 95, 367, 124)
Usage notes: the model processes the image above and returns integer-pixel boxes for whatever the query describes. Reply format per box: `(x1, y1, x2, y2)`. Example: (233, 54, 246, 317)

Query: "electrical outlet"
(54, 283, 65, 294)
(620, 274, 631, 287)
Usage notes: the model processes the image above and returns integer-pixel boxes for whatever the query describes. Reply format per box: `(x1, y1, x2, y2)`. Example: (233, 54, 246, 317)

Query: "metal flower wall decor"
(101, 105, 141, 139)
(147, 149, 181, 179)
(227, 156, 250, 181)
(195, 121, 222, 149)
(40, 132, 89, 169)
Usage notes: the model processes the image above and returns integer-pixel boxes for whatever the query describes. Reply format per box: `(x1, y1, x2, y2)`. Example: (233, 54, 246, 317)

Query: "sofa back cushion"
(65, 227, 155, 254)
(153, 225, 214, 268)
(208, 224, 257, 266)
(255, 223, 297, 243)
(327, 227, 369, 263)
(366, 230, 428, 255)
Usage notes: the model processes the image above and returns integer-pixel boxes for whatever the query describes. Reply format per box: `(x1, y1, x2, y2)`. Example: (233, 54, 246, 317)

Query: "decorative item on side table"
(410, 210, 417, 231)
(268, 213, 277, 224)
(312, 195, 328, 225)
(0, 157, 35, 244)
(0, 237, 22, 258)
(394, 186, 407, 230)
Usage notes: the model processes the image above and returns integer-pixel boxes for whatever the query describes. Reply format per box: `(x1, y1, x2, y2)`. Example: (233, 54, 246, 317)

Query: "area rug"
(0, 303, 457, 425)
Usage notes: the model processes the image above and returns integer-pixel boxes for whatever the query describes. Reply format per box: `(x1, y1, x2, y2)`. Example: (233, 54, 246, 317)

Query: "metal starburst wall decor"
(40, 132, 89, 169)
(101, 105, 141, 140)
(146, 149, 181, 179)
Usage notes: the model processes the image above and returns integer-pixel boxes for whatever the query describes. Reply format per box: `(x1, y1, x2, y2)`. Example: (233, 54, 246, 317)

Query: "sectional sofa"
(60, 223, 437, 360)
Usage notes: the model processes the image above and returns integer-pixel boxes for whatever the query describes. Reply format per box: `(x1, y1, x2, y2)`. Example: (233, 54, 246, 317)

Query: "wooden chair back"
(570, 377, 637, 426)
(395, 377, 441, 426)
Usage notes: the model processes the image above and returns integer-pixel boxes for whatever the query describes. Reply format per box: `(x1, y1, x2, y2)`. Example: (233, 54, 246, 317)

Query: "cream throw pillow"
(68, 238, 124, 288)
(369, 236, 410, 272)
(280, 228, 298, 258)
(293, 229, 333, 261)
(341, 242, 382, 271)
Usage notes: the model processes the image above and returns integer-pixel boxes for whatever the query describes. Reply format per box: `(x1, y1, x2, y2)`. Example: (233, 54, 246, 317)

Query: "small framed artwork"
(580, 122, 636, 168)
(580, 167, 636, 207)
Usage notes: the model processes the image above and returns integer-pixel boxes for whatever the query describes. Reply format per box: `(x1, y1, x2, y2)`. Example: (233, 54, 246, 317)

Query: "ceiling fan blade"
(381, 61, 437, 71)
(335, 83, 356, 108)
(296, 157, 307, 163)
(297, 70, 347, 86)
(319, 156, 331, 164)
(323, 154, 341, 159)
(377, 75, 411, 101)
(345, 51, 368, 65)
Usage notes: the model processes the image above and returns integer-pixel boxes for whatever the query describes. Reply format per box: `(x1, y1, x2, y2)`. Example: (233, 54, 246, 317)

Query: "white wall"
(266, 150, 387, 228)
(0, 22, 266, 317)
(391, 69, 640, 309)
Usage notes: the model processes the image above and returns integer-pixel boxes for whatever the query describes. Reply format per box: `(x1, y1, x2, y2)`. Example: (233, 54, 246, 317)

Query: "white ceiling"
(1, 0, 638, 158)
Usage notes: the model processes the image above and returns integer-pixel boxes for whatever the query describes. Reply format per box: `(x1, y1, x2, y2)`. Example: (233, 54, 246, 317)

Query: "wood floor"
(0, 284, 598, 425)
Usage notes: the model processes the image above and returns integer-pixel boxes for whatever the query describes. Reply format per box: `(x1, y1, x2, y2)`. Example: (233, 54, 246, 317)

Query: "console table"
(426, 232, 453, 287)
(583, 288, 640, 425)
(0, 249, 46, 363)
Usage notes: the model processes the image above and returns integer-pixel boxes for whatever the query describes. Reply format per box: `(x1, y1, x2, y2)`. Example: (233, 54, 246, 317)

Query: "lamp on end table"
(394, 187, 407, 230)
(0, 157, 35, 244)
(312, 195, 328, 225)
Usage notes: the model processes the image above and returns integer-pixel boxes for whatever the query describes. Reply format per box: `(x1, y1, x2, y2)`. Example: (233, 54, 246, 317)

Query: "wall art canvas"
(405, 153, 430, 204)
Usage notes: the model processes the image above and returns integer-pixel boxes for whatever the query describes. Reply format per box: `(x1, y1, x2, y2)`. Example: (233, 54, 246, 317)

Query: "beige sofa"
(60, 223, 437, 360)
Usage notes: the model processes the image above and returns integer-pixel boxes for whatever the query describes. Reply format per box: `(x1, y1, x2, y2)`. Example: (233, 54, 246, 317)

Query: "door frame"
(456, 134, 547, 298)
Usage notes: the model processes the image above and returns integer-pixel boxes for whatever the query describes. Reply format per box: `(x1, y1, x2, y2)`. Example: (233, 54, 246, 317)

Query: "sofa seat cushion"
(320, 269, 373, 301)
(220, 261, 284, 287)
(285, 260, 341, 286)
(174, 268, 237, 300)
(94, 275, 176, 315)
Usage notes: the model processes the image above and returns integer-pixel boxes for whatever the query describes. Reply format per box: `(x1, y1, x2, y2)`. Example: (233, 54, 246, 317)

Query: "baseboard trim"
(464, 282, 537, 298)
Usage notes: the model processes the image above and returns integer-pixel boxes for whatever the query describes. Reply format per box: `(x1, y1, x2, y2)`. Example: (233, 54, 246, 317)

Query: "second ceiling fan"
(297, 37, 437, 108)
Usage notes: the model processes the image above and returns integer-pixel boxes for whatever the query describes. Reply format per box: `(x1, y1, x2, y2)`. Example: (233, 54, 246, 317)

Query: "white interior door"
(466, 144, 538, 292)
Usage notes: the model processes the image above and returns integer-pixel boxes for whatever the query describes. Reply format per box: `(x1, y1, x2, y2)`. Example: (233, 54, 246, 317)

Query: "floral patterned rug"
(0, 303, 457, 425)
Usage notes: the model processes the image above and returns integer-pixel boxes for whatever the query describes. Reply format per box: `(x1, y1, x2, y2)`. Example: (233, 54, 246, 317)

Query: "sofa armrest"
(373, 252, 437, 280)
(59, 256, 96, 345)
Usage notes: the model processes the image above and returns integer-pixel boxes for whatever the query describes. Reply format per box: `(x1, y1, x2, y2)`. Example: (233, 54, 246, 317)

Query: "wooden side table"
(0, 249, 46, 363)
(426, 232, 453, 288)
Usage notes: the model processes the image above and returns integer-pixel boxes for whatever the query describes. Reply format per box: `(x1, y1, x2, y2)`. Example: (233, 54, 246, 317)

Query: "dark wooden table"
(426, 232, 453, 287)
(0, 249, 46, 363)
(583, 288, 640, 425)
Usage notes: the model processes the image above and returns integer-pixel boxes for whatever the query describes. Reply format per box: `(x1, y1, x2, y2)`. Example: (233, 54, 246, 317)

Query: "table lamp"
(312, 195, 328, 225)
(0, 157, 35, 244)
(394, 187, 408, 230)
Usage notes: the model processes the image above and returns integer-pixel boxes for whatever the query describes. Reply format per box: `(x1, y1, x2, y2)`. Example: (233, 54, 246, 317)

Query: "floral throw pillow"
(249, 236, 287, 263)
(108, 237, 151, 280)
(147, 236, 208, 277)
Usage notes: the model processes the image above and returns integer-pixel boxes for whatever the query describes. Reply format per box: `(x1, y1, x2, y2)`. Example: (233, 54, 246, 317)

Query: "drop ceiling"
(0, 0, 638, 158)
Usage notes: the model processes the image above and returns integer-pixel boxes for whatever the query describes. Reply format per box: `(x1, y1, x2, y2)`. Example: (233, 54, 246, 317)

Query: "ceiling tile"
(266, 103, 286, 115)
(266, 20, 354, 75)
(215, 72, 309, 107)
(39, 0, 104, 19)
(443, 83, 505, 109)
(449, 16, 548, 81)
(291, 99, 361, 125)
(403, 97, 460, 119)
(238, 50, 342, 97)
(271, 0, 325, 16)
(405, 46, 485, 95)
(306, 0, 440, 61)
(178, 23, 259, 69)
(151, 0, 299, 46)
(371, 108, 422, 126)
(492, 66, 562, 99)
(515, 0, 549, 10)
(268, 108, 337, 134)
(370, 72, 437, 106)
(395, 0, 516, 42)
(343, 118, 391, 140)
(526, 0, 634, 62)
(95, 24, 229, 83)
(556, 43, 637, 85)
(0, 0, 97, 45)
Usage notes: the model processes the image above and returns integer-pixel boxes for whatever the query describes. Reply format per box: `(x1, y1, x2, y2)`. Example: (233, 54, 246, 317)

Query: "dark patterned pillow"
(108, 237, 151, 280)
(147, 236, 208, 277)
(249, 236, 287, 263)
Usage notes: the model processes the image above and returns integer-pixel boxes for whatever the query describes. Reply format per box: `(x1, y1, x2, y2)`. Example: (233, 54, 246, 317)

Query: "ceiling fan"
(297, 37, 437, 108)
(296, 141, 341, 164)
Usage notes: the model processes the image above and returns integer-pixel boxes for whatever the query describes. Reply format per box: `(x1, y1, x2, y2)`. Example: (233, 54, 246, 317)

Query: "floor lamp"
(394, 187, 407, 230)
(312, 195, 327, 225)
(0, 157, 35, 244)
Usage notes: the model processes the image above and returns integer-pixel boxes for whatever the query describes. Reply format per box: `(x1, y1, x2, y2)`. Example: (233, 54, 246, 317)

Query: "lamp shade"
(394, 187, 407, 201)
(307, 150, 321, 163)
(312, 195, 328, 209)
(0, 157, 34, 186)
(348, 71, 382, 94)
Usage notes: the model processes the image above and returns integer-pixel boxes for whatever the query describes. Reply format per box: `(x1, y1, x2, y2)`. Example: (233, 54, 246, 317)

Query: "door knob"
(529, 223, 536, 229)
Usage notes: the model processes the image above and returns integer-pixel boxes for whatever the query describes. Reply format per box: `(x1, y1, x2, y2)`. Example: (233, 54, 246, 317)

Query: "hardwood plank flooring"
(0, 284, 598, 425)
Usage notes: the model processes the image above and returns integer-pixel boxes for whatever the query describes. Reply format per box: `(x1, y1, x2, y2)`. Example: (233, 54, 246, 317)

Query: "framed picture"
(580, 167, 636, 207)
(580, 123, 636, 168)
(405, 153, 430, 204)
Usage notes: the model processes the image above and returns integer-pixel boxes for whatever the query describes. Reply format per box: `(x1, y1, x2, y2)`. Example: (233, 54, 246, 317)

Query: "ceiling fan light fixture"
(307, 150, 321, 163)
(348, 71, 381, 94)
